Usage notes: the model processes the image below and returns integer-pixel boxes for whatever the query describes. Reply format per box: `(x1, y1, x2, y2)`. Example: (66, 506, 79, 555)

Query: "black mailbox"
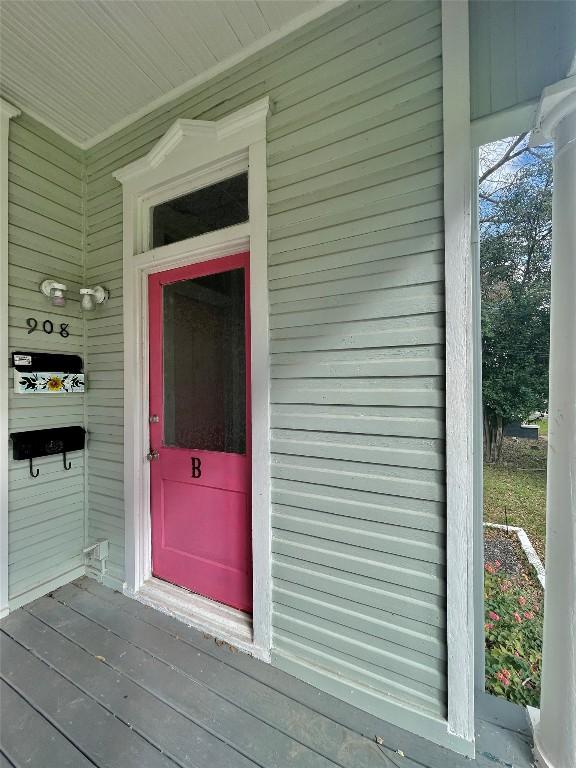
(12, 352, 83, 373)
(10, 426, 86, 477)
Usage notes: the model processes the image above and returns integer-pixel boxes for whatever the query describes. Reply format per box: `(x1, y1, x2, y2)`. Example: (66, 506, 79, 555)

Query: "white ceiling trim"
(2, 0, 346, 152)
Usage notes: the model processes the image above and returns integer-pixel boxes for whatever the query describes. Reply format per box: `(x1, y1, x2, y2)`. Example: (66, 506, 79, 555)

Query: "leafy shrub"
(484, 561, 543, 707)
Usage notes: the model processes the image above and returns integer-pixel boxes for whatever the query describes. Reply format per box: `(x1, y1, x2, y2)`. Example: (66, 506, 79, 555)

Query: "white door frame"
(114, 99, 271, 661)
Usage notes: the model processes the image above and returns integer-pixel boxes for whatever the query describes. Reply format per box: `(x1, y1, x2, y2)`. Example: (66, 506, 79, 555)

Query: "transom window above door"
(151, 172, 248, 248)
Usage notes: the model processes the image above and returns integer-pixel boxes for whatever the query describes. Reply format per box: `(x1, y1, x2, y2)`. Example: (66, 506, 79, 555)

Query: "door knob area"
(146, 449, 160, 461)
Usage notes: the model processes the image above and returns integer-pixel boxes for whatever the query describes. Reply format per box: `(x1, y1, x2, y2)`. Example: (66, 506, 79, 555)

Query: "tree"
(479, 136, 552, 462)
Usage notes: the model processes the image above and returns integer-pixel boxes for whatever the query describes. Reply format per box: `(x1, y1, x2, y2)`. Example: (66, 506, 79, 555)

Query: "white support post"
(0, 98, 20, 619)
(442, 0, 475, 751)
(529, 75, 576, 768)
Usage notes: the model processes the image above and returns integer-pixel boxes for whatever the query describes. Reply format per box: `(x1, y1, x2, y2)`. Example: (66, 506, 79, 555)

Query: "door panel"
(148, 253, 252, 613)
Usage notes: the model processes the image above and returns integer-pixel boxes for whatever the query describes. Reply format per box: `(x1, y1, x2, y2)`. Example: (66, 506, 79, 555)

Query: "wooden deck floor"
(0, 578, 533, 768)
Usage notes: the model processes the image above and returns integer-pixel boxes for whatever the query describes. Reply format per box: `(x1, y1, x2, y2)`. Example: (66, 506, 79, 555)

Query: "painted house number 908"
(26, 317, 70, 337)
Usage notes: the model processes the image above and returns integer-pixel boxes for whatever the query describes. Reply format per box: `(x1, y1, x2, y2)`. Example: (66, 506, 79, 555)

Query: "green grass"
(535, 418, 548, 437)
(484, 437, 547, 561)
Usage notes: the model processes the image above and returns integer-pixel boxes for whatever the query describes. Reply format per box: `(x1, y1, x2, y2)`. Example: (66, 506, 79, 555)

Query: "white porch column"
(530, 76, 576, 768)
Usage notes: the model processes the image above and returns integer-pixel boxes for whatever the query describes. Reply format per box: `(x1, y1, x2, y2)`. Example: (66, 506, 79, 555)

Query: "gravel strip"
(484, 528, 525, 575)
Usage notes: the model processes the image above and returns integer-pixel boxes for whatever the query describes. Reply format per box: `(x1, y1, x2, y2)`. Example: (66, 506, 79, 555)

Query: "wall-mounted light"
(80, 286, 109, 312)
(40, 279, 68, 307)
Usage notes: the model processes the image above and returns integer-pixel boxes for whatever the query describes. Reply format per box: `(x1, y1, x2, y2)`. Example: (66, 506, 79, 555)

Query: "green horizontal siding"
(9, 0, 571, 740)
(83, 0, 446, 725)
(7, 114, 85, 606)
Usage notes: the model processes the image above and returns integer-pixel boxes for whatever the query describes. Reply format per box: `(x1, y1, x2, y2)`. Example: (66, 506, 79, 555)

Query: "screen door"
(148, 252, 252, 613)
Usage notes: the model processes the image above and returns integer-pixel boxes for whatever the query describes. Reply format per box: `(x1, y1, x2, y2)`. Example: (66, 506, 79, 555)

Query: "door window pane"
(163, 268, 246, 454)
(152, 173, 248, 248)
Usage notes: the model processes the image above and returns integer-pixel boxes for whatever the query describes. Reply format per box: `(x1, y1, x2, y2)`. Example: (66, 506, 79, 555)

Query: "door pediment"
(113, 97, 270, 191)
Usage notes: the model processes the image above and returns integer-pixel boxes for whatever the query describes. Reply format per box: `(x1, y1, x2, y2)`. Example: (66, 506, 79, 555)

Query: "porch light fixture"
(80, 285, 109, 311)
(40, 279, 68, 307)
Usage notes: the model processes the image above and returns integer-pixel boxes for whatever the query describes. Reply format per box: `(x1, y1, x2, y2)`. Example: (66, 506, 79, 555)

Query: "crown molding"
(0, 98, 21, 121)
(113, 97, 269, 187)
(530, 74, 576, 146)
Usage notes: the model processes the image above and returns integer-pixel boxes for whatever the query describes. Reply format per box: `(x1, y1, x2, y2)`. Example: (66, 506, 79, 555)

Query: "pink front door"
(148, 253, 252, 613)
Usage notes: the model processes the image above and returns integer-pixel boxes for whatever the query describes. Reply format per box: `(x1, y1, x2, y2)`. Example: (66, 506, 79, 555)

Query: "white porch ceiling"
(0, 0, 339, 148)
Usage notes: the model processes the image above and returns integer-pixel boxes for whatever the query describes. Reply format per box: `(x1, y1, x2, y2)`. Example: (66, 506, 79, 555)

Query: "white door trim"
(114, 99, 271, 661)
(441, 0, 475, 751)
(0, 98, 20, 619)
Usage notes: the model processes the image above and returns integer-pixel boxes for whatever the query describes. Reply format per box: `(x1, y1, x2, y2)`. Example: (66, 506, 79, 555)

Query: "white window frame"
(0, 98, 20, 619)
(113, 98, 271, 661)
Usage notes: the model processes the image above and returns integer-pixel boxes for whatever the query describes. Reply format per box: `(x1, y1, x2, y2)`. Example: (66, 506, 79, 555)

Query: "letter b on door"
(191, 457, 202, 478)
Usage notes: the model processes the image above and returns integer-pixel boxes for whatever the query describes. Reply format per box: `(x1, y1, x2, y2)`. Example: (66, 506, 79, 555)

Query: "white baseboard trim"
(125, 576, 269, 662)
(526, 705, 540, 732)
(101, 572, 126, 592)
(483, 522, 546, 588)
(274, 649, 475, 758)
(7, 565, 86, 612)
(527, 706, 551, 768)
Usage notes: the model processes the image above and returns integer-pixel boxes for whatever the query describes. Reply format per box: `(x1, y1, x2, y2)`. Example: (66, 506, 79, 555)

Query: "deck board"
(59, 580, 456, 768)
(0, 579, 534, 768)
(26, 596, 341, 768)
(0, 632, 177, 768)
(1, 610, 256, 768)
(54, 581, 422, 768)
(0, 681, 94, 768)
(0, 752, 16, 768)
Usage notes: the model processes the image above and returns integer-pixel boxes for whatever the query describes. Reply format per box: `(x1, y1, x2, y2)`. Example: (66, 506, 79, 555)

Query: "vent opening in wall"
(152, 172, 248, 248)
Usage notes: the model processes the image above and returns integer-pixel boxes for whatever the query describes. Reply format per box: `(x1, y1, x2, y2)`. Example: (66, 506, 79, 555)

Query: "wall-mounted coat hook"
(11, 426, 86, 481)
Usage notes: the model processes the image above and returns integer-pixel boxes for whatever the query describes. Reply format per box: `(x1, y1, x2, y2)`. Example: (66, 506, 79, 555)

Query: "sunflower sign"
(14, 371, 85, 393)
